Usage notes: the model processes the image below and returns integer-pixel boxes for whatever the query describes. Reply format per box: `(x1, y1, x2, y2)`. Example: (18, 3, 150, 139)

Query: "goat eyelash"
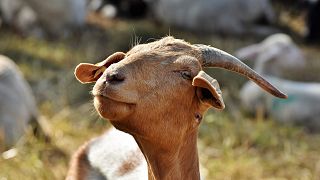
(181, 72, 192, 80)
(173, 70, 192, 80)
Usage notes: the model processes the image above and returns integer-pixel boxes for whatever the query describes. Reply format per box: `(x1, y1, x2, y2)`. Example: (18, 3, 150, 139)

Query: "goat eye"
(180, 70, 192, 80)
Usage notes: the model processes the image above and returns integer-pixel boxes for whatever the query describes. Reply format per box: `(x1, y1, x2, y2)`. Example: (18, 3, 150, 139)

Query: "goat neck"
(134, 127, 199, 180)
(107, 93, 204, 180)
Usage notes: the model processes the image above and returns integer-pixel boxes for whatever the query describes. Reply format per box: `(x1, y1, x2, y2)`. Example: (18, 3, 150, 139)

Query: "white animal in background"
(148, 0, 277, 36)
(235, 33, 306, 78)
(67, 37, 286, 179)
(240, 76, 320, 131)
(237, 34, 320, 131)
(24, 0, 87, 35)
(0, 55, 39, 148)
(0, 0, 86, 36)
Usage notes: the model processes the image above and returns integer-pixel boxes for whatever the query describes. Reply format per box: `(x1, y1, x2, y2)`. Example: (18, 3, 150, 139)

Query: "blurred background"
(0, 0, 320, 179)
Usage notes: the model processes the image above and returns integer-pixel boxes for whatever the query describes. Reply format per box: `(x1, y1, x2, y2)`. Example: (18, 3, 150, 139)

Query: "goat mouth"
(93, 94, 133, 105)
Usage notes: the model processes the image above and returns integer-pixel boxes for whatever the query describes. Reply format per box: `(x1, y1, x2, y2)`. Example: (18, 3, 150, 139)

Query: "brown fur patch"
(66, 141, 90, 180)
(116, 149, 143, 176)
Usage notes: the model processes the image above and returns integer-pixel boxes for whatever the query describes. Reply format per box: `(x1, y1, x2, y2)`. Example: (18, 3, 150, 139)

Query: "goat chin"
(93, 95, 134, 121)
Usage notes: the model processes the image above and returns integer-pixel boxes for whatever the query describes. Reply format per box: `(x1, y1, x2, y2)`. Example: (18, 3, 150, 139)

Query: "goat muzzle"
(194, 44, 287, 99)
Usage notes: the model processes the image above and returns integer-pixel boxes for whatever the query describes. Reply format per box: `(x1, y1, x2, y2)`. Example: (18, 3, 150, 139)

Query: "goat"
(148, 0, 277, 36)
(0, 55, 41, 149)
(237, 34, 320, 131)
(67, 36, 286, 179)
(235, 33, 306, 78)
(240, 77, 320, 131)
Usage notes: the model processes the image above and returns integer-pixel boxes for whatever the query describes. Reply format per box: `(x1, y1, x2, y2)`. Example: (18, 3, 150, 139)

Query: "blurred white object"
(0, 0, 87, 36)
(0, 0, 39, 36)
(1, 0, 41, 36)
(236, 33, 306, 77)
(88, 0, 103, 11)
(240, 77, 320, 131)
(0, 0, 22, 23)
(237, 34, 320, 131)
(2, 148, 18, 159)
(0, 55, 38, 148)
(101, 4, 117, 19)
(24, 0, 87, 36)
(149, 0, 277, 36)
(67, 128, 148, 179)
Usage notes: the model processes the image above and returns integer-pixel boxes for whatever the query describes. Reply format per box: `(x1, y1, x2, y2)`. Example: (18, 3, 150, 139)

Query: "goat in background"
(0, 55, 45, 149)
(237, 34, 320, 132)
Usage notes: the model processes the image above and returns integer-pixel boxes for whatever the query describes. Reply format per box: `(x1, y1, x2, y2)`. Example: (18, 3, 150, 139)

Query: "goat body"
(68, 37, 286, 179)
(0, 55, 38, 148)
(235, 33, 306, 78)
(237, 33, 320, 131)
(241, 76, 320, 131)
(67, 127, 147, 179)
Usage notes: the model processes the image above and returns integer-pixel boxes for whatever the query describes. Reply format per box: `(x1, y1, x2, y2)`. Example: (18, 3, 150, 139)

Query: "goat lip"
(93, 94, 133, 104)
(94, 94, 117, 102)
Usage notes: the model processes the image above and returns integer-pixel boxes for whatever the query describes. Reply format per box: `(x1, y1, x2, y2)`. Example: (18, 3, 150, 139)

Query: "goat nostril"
(106, 73, 125, 83)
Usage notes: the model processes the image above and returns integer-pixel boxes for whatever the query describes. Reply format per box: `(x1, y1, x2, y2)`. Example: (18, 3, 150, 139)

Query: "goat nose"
(105, 72, 125, 84)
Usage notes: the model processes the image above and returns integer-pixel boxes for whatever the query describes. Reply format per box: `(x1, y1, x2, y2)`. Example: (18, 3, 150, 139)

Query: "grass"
(200, 111, 320, 179)
(0, 15, 320, 179)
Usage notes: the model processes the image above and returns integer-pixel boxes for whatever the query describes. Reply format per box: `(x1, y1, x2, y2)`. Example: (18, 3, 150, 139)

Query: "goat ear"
(192, 71, 225, 110)
(74, 63, 102, 83)
(74, 52, 126, 84)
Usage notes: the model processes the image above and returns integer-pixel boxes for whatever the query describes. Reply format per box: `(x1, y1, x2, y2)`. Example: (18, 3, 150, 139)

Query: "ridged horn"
(194, 44, 287, 99)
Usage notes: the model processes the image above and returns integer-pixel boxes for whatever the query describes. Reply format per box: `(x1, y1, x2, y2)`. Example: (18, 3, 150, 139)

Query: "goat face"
(75, 37, 225, 139)
(75, 36, 286, 140)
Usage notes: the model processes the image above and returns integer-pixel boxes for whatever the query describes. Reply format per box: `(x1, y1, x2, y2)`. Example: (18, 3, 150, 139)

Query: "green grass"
(0, 17, 320, 180)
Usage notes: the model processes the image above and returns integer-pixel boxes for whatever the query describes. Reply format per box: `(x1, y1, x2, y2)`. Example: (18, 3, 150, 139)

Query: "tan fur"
(69, 37, 279, 180)
(66, 141, 90, 180)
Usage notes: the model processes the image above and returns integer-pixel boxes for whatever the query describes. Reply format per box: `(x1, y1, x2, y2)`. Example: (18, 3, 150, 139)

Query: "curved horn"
(194, 44, 287, 99)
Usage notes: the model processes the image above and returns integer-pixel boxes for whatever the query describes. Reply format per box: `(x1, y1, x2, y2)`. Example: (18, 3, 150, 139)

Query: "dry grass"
(0, 16, 320, 180)
(200, 111, 320, 179)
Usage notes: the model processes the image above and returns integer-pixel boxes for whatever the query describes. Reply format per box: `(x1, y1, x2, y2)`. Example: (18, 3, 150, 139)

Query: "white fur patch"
(87, 128, 148, 180)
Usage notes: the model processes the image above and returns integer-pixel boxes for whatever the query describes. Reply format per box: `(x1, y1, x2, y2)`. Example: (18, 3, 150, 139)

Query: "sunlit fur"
(68, 37, 225, 180)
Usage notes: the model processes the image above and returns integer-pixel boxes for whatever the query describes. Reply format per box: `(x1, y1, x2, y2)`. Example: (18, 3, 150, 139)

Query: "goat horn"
(194, 44, 287, 99)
